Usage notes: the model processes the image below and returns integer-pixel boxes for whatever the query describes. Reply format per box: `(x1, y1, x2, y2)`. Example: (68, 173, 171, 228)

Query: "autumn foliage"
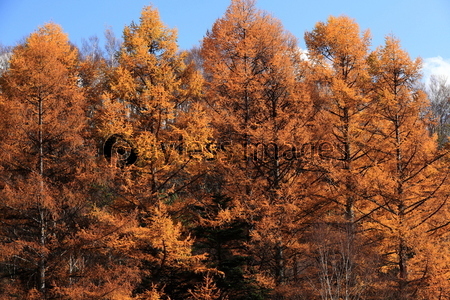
(0, 1, 449, 299)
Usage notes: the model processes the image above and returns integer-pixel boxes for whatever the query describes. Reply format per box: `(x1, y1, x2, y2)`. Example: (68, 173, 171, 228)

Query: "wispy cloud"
(422, 56, 450, 85)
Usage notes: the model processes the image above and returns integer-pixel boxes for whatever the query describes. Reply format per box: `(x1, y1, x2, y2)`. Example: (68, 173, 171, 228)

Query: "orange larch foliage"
(304, 15, 378, 299)
(0, 23, 140, 299)
(95, 5, 214, 298)
(305, 15, 373, 223)
(364, 36, 450, 299)
(98, 5, 212, 211)
(201, 0, 319, 296)
(1, 2, 449, 299)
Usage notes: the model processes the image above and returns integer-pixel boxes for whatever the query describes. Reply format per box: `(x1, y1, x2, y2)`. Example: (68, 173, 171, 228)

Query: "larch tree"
(99, 4, 211, 211)
(0, 23, 86, 297)
(0, 23, 140, 299)
(305, 15, 372, 227)
(97, 6, 213, 298)
(304, 15, 378, 299)
(365, 36, 450, 299)
(201, 0, 319, 296)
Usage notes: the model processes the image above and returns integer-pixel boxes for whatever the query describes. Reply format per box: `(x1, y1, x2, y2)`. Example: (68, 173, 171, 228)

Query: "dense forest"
(1, 0, 450, 299)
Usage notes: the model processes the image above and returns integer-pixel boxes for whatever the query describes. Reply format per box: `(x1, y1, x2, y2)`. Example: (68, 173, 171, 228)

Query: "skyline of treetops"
(1, 0, 450, 299)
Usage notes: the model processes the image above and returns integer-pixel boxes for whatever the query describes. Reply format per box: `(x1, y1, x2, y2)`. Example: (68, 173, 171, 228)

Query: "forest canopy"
(1, 0, 450, 299)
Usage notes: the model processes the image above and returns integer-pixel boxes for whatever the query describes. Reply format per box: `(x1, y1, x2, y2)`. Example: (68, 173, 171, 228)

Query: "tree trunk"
(38, 96, 46, 294)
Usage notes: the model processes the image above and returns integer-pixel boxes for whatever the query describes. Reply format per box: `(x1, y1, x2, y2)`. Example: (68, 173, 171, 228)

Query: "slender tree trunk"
(275, 240, 285, 285)
(38, 96, 46, 294)
(395, 110, 408, 299)
(398, 201, 408, 299)
(39, 211, 46, 294)
(342, 105, 357, 299)
(398, 231, 408, 298)
(343, 106, 355, 225)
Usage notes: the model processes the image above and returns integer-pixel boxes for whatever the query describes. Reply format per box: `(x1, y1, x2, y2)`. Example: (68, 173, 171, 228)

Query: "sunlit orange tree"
(0, 23, 140, 299)
(304, 15, 379, 299)
(96, 6, 215, 298)
(363, 36, 450, 299)
(200, 0, 321, 297)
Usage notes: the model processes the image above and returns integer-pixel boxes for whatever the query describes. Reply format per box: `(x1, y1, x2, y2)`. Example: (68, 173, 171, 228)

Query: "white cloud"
(298, 48, 309, 61)
(422, 56, 450, 86)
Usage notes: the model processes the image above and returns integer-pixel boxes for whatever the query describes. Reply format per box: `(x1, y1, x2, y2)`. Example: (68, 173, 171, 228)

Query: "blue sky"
(1, 0, 449, 81)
